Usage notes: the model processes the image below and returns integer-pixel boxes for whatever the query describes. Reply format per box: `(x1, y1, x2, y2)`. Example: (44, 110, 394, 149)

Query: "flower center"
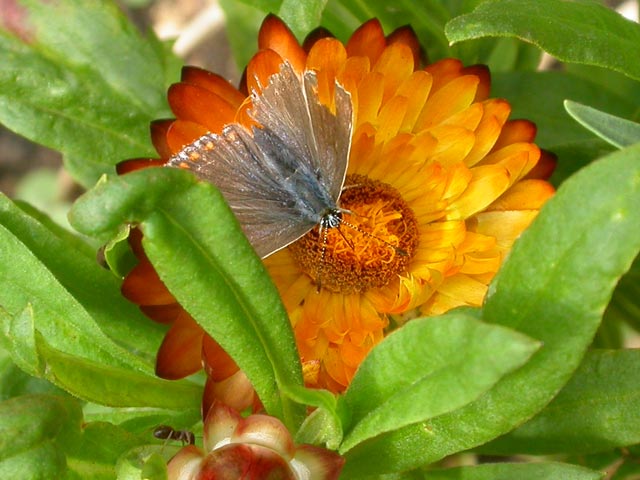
(289, 174, 419, 293)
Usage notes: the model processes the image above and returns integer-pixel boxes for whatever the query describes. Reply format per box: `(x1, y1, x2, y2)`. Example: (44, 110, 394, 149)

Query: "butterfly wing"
(166, 62, 353, 258)
(250, 64, 353, 203)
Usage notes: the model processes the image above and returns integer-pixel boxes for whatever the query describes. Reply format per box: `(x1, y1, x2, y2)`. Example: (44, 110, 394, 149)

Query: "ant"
(153, 425, 195, 445)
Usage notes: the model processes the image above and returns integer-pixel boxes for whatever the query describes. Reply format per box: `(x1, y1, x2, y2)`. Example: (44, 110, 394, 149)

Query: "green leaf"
(604, 255, 640, 333)
(341, 142, 640, 475)
(66, 422, 152, 480)
(70, 168, 305, 429)
(0, 193, 163, 372)
(491, 71, 637, 151)
(283, 385, 344, 449)
(116, 447, 169, 480)
(279, 0, 327, 40)
(69, 169, 197, 238)
(0, 346, 63, 401)
(425, 462, 604, 480)
(339, 312, 539, 453)
(485, 349, 640, 454)
(218, 0, 270, 70)
(82, 402, 199, 436)
(564, 100, 640, 149)
(0, 394, 82, 478)
(0, 0, 178, 186)
(324, 0, 451, 60)
(35, 332, 202, 410)
(102, 224, 138, 278)
(446, 0, 640, 81)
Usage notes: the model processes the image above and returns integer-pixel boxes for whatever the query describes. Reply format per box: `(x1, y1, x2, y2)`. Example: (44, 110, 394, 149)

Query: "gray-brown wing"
(249, 63, 353, 203)
(166, 63, 353, 258)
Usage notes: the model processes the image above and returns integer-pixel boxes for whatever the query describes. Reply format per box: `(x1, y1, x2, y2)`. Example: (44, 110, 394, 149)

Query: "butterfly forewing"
(166, 62, 353, 258)
(301, 71, 353, 201)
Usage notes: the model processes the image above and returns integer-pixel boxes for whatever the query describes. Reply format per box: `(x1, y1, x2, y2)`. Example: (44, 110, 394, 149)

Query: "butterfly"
(167, 62, 353, 259)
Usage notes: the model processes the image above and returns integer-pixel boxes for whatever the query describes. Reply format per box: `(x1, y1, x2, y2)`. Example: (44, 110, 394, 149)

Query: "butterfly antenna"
(315, 222, 331, 292)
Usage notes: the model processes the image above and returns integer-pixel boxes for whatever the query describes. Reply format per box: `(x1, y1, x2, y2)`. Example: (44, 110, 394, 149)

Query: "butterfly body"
(167, 62, 353, 258)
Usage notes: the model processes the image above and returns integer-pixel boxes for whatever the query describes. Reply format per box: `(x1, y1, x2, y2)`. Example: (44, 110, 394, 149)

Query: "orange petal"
(397, 70, 433, 133)
(140, 303, 183, 324)
(181, 66, 246, 108)
(463, 64, 491, 101)
(480, 142, 541, 183)
(168, 83, 237, 133)
(302, 26, 333, 52)
(387, 24, 422, 67)
(166, 120, 210, 154)
(373, 42, 416, 103)
(487, 178, 555, 211)
(306, 38, 348, 106)
(474, 209, 541, 250)
(202, 376, 257, 425)
(415, 75, 480, 130)
(202, 334, 239, 382)
(156, 312, 205, 379)
(463, 99, 512, 167)
(121, 259, 176, 305)
(493, 119, 537, 149)
(375, 95, 408, 143)
(150, 119, 173, 159)
(346, 18, 386, 66)
(525, 149, 557, 180)
(445, 165, 511, 219)
(427, 274, 489, 312)
(258, 13, 306, 72)
(424, 58, 465, 93)
(115, 158, 164, 174)
(354, 71, 384, 128)
(245, 48, 285, 94)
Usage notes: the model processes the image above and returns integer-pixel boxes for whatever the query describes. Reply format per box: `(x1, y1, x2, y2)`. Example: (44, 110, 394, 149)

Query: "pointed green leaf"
(491, 71, 637, 150)
(0, 193, 163, 371)
(279, 0, 327, 40)
(425, 462, 603, 480)
(564, 100, 640, 149)
(0, 0, 179, 186)
(342, 143, 640, 475)
(485, 349, 640, 454)
(446, 0, 640, 81)
(35, 332, 201, 409)
(70, 168, 305, 429)
(0, 394, 82, 478)
(339, 313, 539, 453)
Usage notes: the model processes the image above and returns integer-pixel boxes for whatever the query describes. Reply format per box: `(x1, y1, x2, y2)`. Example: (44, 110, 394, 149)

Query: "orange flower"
(119, 15, 555, 398)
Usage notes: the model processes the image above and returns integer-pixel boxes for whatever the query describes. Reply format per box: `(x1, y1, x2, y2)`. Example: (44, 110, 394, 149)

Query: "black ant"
(153, 425, 195, 445)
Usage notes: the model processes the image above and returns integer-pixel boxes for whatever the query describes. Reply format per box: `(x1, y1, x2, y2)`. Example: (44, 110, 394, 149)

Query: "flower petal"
(181, 66, 245, 108)
(346, 18, 386, 66)
(202, 335, 239, 382)
(121, 258, 175, 305)
(203, 401, 241, 452)
(290, 445, 345, 480)
(166, 445, 204, 480)
(258, 13, 306, 72)
(166, 120, 210, 154)
(168, 84, 237, 133)
(155, 312, 205, 379)
(233, 414, 295, 460)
